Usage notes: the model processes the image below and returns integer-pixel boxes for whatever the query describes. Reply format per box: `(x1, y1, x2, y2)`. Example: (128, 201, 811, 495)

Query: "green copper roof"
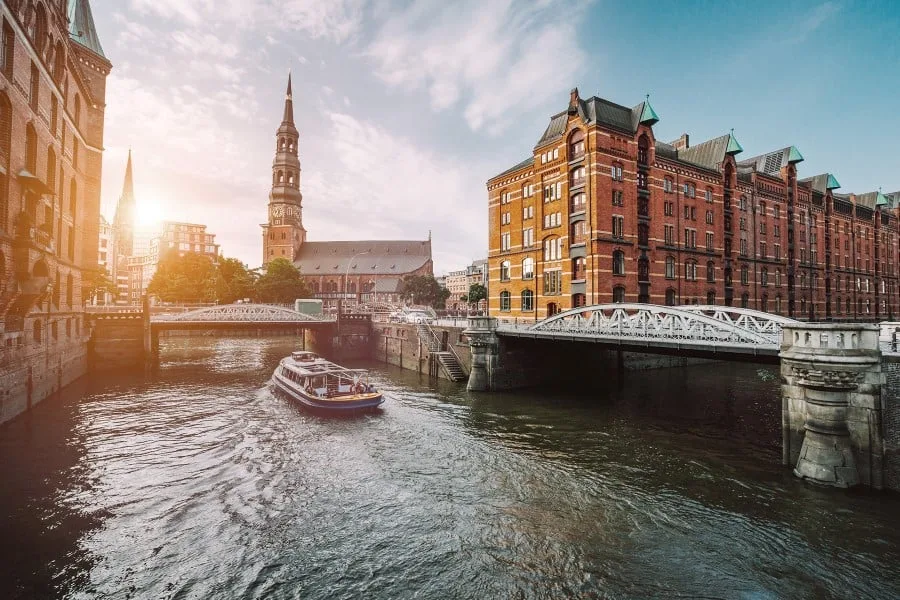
(67, 0, 106, 59)
(638, 98, 659, 125)
(787, 146, 804, 163)
(725, 131, 743, 155)
(826, 174, 840, 189)
(876, 191, 890, 206)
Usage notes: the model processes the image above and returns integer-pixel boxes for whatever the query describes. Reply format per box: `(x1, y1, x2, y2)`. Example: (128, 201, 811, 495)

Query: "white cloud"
(171, 30, 239, 58)
(299, 112, 484, 270)
(364, 0, 589, 133)
(297, 55, 308, 64)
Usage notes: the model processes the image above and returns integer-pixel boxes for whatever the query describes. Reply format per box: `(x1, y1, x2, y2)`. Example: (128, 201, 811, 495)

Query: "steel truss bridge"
(151, 303, 335, 330)
(497, 304, 799, 360)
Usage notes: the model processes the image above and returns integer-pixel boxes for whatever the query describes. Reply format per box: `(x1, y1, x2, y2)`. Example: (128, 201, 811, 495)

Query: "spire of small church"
(283, 71, 294, 125)
(121, 147, 134, 201)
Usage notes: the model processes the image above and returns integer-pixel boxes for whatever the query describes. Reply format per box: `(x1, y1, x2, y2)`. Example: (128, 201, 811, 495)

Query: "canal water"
(2, 338, 899, 599)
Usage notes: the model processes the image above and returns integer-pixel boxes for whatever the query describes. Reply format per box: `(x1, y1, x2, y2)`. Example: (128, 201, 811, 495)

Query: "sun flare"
(135, 199, 164, 227)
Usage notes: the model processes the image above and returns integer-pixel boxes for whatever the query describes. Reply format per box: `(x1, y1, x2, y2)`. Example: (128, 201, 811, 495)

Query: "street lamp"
(342, 250, 370, 315)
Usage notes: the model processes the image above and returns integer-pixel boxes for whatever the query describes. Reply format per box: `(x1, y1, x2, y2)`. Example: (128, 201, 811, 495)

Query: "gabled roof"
(854, 192, 878, 210)
(738, 146, 804, 175)
(675, 134, 737, 171)
(294, 240, 432, 276)
(492, 156, 533, 181)
(67, 0, 106, 59)
(536, 94, 658, 147)
(800, 173, 841, 194)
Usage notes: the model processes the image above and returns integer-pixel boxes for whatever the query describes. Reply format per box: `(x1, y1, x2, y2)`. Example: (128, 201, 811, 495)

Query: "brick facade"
(0, 0, 109, 423)
(487, 88, 899, 321)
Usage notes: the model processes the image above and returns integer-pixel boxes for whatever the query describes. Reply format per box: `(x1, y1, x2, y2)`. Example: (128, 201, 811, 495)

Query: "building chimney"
(672, 133, 690, 151)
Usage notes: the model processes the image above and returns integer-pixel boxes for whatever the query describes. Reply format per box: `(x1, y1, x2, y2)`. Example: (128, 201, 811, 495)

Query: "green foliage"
(147, 250, 216, 303)
(466, 283, 487, 304)
(215, 257, 255, 304)
(399, 274, 451, 309)
(254, 258, 311, 303)
(85, 266, 115, 300)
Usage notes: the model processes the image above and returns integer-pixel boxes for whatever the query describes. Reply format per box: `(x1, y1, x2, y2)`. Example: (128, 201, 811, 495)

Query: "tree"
(84, 266, 116, 304)
(466, 283, 487, 306)
(147, 250, 216, 303)
(399, 274, 451, 308)
(254, 257, 311, 303)
(215, 257, 254, 304)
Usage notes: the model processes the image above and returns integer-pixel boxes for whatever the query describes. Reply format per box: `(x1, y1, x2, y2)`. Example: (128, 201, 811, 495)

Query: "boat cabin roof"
(284, 354, 368, 378)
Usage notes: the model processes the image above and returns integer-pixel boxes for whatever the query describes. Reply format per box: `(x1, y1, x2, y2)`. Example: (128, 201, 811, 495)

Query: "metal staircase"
(415, 322, 467, 382)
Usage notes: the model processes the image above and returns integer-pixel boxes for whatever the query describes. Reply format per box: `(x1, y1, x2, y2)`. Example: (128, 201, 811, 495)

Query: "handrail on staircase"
(421, 321, 464, 372)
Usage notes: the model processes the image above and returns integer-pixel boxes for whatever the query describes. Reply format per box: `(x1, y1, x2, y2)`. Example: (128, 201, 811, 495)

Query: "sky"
(90, 0, 900, 275)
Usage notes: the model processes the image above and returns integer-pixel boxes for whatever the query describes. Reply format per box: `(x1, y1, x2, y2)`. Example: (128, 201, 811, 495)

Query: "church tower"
(262, 73, 306, 266)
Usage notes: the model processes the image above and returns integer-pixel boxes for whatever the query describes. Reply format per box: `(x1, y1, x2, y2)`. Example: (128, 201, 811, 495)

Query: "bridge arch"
(155, 303, 329, 323)
(519, 303, 795, 348)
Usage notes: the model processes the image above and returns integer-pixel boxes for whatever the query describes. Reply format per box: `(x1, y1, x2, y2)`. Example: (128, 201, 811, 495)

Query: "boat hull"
(272, 372, 384, 413)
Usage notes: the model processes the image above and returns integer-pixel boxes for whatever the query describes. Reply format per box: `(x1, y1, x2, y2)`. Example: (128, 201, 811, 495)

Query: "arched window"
(52, 268, 60, 307)
(570, 192, 586, 213)
(348, 281, 356, 294)
(570, 165, 585, 188)
(761, 267, 768, 287)
(665, 288, 676, 306)
(706, 261, 715, 283)
(761, 293, 769, 313)
(613, 286, 625, 303)
(521, 289, 534, 312)
(740, 264, 749, 285)
(522, 257, 534, 280)
(846, 298, 851, 314)
(777, 295, 783, 314)
(69, 178, 76, 215)
(279, 138, 285, 150)
(684, 260, 697, 281)
(543, 236, 562, 261)
(312, 281, 319, 293)
(637, 134, 649, 165)
(287, 172, 294, 185)
(66, 272, 73, 306)
(277, 170, 284, 183)
(570, 220, 586, 245)
(665, 256, 675, 279)
(25, 123, 37, 172)
(53, 40, 64, 83)
(741, 292, 750, 308)
(499, 291, 511, 312)
(499, 260, 510, 281)
(573, 293, 586, 308)
(612, 250, 625, 275)
(707, 290, 716, 304)
(33, 3, 48, 55)
(572, 256, 585, 280)
(46, 146, 56, 189)
(568, 129, 585, 159)
(547, 302, 560, 317)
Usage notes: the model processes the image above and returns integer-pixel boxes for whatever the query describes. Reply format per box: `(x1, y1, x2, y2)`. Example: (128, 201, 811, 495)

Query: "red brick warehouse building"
(487, 88, 899, 321)
(0, 0, 110, 421)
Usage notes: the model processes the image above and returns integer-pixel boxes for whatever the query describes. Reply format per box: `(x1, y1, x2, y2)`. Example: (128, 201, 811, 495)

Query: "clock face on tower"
(271, 205, 284, 218)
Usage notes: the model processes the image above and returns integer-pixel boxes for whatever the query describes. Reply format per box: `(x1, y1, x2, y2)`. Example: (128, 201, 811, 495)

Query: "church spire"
(283, 72, 294, 125)
(121, 148, 134, 202)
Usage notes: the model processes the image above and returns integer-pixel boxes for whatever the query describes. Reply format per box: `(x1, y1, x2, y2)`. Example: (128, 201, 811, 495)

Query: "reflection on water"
(1, 337, 899, 599)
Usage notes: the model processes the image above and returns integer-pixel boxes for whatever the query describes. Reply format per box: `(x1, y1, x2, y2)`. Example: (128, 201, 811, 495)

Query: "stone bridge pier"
(780, 324, 884, 489)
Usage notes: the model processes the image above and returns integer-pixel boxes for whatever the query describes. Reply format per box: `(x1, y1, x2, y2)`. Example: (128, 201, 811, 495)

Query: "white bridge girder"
(498, 304, 800, 350)
(152, 303, 332, 323)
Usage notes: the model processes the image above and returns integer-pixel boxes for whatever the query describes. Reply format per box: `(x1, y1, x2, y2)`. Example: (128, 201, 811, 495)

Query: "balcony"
(638, 197, 649, 218)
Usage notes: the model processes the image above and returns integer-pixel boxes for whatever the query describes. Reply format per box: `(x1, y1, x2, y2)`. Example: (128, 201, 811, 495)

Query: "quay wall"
(371, 323, 472, 380)
(89, 315, 146, 371)
(0, 336, 88, 425)
(884, 355, 900, 491)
